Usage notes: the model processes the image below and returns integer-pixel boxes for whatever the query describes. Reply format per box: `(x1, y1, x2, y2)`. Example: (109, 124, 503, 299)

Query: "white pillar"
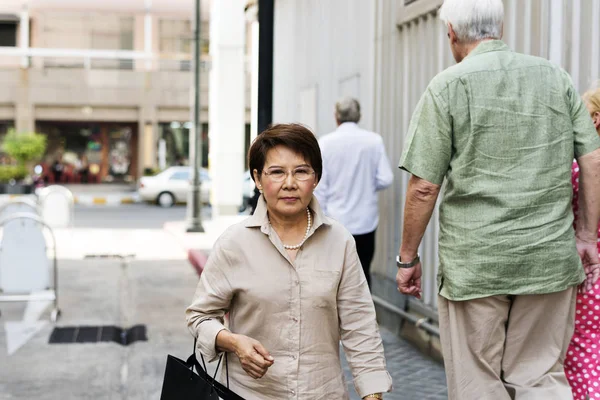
(246, 4, 259, 143)
(144, 0, 153, 70)
(208, 0, 246, 215)
(20, 5, 29, 68)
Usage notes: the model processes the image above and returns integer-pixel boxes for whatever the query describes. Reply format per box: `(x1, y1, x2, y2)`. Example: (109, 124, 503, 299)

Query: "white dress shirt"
(315, 122, 394, 235)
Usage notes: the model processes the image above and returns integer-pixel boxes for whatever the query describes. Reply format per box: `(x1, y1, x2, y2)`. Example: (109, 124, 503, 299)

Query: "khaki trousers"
(438, 287, 577, 400)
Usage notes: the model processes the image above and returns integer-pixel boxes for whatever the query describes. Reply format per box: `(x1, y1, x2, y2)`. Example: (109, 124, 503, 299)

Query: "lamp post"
(186, 0, 204, 232)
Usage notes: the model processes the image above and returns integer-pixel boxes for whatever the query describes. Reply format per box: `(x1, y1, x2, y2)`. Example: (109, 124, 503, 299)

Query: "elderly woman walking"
(186, 124, 392, 399)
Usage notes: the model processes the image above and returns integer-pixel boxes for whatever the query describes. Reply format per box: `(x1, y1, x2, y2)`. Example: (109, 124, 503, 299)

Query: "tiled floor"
(341, 327, 448, 399)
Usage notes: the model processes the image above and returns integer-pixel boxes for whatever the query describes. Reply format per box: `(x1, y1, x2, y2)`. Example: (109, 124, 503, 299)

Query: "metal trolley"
(0, 212, 60, 322)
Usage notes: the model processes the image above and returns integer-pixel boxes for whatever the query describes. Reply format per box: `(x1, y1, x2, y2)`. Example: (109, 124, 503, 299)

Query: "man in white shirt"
(315, 97, 394, 287)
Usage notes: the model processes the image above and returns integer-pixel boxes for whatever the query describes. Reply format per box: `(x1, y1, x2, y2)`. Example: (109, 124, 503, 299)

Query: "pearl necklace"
(272, 208, 312, 250)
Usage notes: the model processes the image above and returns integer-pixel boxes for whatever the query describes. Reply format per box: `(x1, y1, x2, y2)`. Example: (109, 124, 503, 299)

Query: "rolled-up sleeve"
(185, 239, 234, 362)
(337, 238, 393, 397)
(399, 87, 452, 185)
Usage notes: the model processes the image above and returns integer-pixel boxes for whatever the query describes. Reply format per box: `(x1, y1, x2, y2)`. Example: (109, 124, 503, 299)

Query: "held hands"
(576, 237, 600, 294)
(232, 334, 274, 379)
(395, 261, 423, 299)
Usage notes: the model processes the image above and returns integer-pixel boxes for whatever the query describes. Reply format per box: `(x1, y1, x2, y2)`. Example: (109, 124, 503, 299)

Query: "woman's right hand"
(232, 334, 274, 379)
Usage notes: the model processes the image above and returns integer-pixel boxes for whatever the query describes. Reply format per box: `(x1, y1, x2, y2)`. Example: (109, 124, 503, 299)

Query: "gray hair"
(439, 0, 504, 43)
(335, 97, 361, 123)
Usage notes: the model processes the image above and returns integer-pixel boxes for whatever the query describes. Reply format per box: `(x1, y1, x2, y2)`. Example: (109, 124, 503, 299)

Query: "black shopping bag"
(160, 341, 245, 400)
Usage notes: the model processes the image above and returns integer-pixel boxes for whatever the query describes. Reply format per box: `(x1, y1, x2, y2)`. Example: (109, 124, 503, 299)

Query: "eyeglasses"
(262, 167, 315, 182)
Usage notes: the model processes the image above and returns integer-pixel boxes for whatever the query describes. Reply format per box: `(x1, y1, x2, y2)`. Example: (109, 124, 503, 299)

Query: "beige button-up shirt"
(186, 196, 392, 399)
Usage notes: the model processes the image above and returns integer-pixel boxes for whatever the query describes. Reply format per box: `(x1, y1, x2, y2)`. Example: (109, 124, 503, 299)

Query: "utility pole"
(257, 0, 274, 134)
(187, 0, 204, 232)
(249, 0, 274, 214)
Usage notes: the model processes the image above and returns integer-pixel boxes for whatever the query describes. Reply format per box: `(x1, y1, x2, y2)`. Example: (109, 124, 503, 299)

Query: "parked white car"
(138, 167, 211, 207)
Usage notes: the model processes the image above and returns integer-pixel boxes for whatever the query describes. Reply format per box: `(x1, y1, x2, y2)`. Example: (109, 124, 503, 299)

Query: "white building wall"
(273, 0, 376, 135)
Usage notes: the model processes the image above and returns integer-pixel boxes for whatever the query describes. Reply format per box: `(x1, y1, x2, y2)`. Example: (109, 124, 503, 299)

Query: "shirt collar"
(336, 122, 359, 132)
(244, 194, 332, 233)
(465, 40, 510, 60)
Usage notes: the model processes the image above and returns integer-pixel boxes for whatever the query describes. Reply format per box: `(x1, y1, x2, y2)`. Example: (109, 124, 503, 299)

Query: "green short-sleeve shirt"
(399, 40, 600, 301)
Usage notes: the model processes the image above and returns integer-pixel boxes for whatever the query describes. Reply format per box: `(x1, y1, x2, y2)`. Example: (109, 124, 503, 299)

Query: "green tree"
(0, 130, 47, 182)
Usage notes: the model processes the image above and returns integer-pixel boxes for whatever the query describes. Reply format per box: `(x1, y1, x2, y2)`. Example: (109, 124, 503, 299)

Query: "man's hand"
(576, 237, 600, 293)
(396, 261, 423, 299)
(231, 334, 274, 379)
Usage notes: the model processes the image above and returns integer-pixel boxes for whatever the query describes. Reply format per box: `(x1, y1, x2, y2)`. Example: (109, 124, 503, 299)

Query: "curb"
(74, 195, 141, 206)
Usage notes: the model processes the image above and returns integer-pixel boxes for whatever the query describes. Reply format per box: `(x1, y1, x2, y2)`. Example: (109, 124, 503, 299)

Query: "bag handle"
(192, 338, 230, 389)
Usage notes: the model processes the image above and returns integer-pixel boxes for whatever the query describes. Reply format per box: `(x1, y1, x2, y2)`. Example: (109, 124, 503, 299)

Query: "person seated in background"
(51, 155, 64, 183)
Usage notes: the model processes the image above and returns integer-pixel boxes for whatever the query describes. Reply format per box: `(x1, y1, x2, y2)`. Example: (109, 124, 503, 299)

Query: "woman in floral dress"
(566, 86, 600, 400)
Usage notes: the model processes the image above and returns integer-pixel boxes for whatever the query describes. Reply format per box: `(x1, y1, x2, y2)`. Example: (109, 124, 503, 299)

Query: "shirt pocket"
(305, 270, 341, 308)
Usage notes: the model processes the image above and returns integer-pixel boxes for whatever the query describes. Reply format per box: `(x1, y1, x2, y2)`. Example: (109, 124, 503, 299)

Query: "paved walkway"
(342, 330, 447, 399)
(0, 257, 447, 399)
(0, 213, 447, 399)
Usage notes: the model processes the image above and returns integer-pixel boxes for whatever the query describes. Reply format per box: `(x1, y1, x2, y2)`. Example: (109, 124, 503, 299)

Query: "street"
(73, 203, 211, 229)
(0, 205, 447, 399)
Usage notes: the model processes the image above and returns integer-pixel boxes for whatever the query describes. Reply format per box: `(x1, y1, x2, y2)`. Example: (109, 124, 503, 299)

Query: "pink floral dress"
(565, 161, 600, 399)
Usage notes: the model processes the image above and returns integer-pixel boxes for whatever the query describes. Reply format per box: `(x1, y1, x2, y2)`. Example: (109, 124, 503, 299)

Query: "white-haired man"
(315, 97, 393, 288)
(395, 0, 600, 398)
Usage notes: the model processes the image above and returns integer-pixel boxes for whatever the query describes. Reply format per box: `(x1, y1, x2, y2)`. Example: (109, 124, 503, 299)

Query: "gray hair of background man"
(439, 0, 504, 43)
(335, 97, 361, 124)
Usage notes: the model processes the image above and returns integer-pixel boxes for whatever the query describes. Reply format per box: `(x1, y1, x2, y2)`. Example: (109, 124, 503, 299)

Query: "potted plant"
(0, 130, 47, 194)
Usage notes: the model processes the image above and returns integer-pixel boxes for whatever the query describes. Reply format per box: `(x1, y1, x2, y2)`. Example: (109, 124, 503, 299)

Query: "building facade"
(273, 0, 600, 333)
(0, 0, 251, 184)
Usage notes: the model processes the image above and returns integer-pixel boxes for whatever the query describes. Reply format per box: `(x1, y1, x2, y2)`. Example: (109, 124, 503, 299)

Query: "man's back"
(399, 40, 600, 300)
(316, 122, 393, 235)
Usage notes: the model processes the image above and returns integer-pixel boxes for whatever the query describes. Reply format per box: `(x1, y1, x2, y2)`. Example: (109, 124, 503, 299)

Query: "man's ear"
(448, 23, 459, 44)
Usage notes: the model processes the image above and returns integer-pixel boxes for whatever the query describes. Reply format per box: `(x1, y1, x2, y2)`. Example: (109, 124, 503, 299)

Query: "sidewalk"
(163, 215, 247, 251)
(0, 259, 447, 400)
(0, 214, 447, 399)
(164, 214, 448, 399)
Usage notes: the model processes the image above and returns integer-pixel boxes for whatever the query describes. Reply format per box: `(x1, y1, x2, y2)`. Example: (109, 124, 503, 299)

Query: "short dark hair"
(248, 123, 322, 182)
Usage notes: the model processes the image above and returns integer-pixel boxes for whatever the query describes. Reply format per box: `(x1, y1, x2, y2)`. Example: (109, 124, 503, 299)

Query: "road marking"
(6, 321, 47, 355)
(5, 293, 52, 355)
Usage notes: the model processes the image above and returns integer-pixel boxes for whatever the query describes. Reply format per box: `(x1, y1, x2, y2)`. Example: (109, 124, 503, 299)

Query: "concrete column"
(208, 0, 246, 215)
(20, 5, 29, 68)
(144, 0, 153, 70)
(138, 106, 158, 176)
(16, 70, 33, 133)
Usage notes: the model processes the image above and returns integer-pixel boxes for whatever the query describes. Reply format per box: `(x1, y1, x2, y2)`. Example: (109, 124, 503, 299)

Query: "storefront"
(36, 121, 138, 183)
(156, 122, 250, 170)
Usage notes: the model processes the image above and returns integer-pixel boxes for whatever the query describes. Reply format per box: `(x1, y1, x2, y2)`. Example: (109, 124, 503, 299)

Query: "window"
(41, 12, 134, 69)
(169, 170, 190, 181)
(159, 19, 192, 54)
(159, 19, 209, 71)
(0, 17, 17, 47)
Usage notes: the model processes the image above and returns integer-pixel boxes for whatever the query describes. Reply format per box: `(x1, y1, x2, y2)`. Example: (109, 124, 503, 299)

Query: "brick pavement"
(342, 328, 448, 399)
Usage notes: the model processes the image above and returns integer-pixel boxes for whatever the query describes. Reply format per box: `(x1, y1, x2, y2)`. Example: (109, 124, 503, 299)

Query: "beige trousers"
(438, 287, 577, 400)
